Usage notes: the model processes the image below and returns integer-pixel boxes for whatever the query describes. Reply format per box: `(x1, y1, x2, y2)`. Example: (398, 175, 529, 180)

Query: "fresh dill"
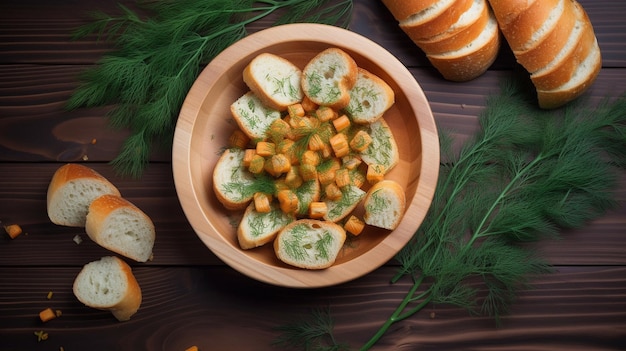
(68, 0, 354, 177)
(273, 307, 350, 351)
(274, 75, 626, 350)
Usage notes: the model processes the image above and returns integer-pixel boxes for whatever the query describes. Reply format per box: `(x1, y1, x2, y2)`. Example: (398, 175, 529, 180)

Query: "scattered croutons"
(4, 224, 22, 239)
(39, 308, 57, 322)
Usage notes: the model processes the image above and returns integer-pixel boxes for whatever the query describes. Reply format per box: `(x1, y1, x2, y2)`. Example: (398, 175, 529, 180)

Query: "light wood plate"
(173, 23, 439, 288)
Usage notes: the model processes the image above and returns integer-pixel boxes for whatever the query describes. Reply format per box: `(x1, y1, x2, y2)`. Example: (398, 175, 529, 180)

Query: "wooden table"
(1, 0, 625, 350)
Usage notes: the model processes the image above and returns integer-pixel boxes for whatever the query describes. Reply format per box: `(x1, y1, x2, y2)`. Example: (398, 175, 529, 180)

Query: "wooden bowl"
(173, 23, 439, 288)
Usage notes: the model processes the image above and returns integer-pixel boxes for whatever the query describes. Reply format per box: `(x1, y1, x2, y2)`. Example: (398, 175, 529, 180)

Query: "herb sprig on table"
(274, 77, 626, 350)
(67, 0, 353, 178)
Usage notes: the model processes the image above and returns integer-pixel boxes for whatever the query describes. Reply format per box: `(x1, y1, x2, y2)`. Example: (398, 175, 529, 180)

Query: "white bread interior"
(274, 219, 346, 269)
(242, 53, 303, 111)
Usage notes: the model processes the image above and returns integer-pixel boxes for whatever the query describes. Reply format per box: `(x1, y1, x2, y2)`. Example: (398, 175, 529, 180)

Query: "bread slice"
(426, 8, 500, 82)
(382, 0, 441, 22)
(496, 0, 561, 52)
(274, 219, 346, 269)
(213, 148, 256, 210)
(323, 184, 366, 223)
(85, 195, 155, 262)
(237, 202, 295, 249)
(301, 48, 358, 110)
(230, 91, 282, 140)
(294, 179, 321, 216)
(363, 180, 406, 230)
(47, 163, 121, 227)
(357, 119, 400, 173)
(400, 0, 475, 41)
(73, 256, 141, 321)
(242, 53, 303, 111)
(344, 68, 395, 124)
(416, 0, 489, 55)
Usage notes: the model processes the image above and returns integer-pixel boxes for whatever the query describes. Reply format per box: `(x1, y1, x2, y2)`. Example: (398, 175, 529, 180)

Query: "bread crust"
(401, 0, 475, 41)
(85, 194, 155, 262)
(488, 0, 536, 28)
(73, 256, 142, 322)
(382, 0, 441, 21)
(499, 0, 561, 51)
(363, 180, 406, 230)
(416, 0, 489, 55)
(212, 149, 255, 210)
(47, 163, 121, 227)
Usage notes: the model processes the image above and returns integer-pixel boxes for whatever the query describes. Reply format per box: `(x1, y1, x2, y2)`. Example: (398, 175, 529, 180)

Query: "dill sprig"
(67, 0, 354, 178)
(273, 307, 350, 351)
(274, 75, 626, 350)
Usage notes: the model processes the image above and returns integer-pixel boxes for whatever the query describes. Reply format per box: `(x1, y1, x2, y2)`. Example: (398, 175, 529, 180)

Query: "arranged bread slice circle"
(274, 219, 347, 269)
(426, 9, 500, 82)
(242, 53, 303, 111)
(47, 163, 121, 227)
(301, 48, 358, 110)
(238, 202, 295, 249)
(85, 195, 155, 262)
(363, 180, 406, 230)
(344, 68, 395, 124)
(230, 91, 282, 140)
(213, 148, 256, 210)
(73, 256, 142, 321)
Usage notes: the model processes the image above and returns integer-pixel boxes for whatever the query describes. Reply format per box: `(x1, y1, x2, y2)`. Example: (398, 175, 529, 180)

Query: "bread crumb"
(91, 138, 97, 144)
(47, 291, 54, 300)
(4, 224, 22, 239)
(82, 155, 89, 161)
(39, 308, 57, 322)
(185, 346, 199, 351)
(73, 234, 83, 245)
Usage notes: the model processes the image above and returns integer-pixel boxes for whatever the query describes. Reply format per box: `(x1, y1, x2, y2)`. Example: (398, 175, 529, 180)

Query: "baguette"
(213, 148, 256, 210)
(47, 163, 121, 227)
(301, 48, 358, 110)
(85, 195, 155, 263)
(488, 0, 601, 108)
(274, 219, 346, 269)
(230, 91, 282, 140)
(73, 256, 141, 322)
(344, 68, 395, 124)
(242, 53, 303, 111)
(363, 180, 406, 230)
(237, 202, 295, 249)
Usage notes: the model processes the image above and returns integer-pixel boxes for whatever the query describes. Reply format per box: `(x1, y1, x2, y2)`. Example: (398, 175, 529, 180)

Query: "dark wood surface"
(1, 0, 625, 350)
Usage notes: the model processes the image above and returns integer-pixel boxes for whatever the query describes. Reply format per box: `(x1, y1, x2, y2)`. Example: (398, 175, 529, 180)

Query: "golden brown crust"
(416, 0, 490, 55)
(400, 0, 475, 41)
(488, 0, 536, 28)
(499, 0, 560, 51)
(109, 258, 142, 321)
(382, 0, 441, 22)
(47, 164, 120, 210)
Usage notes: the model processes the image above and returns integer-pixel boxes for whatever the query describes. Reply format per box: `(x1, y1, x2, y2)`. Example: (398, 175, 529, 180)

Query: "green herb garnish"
(68, 0, 354, 178)
(274, 75, 626, 350)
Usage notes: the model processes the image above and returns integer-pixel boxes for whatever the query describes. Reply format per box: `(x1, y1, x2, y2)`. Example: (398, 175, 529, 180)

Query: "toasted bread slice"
(274, 219, 346, 269)
(237, 202, 295, 249)
(47, 163, 121, 227)
(357, 119, 400, 174)
(213, 148, 256, 210)
(73, 256, 142, 322)
(301, 48, 358, 110)
(363, 180, 406, 230)
(85, 195, 155, 262)
(294, 179, 321, 216)
(242, 53, 303, 111)
(323, 184, 366, 223)
(230, 91, 282, 140)
(344, 68, 395, 124)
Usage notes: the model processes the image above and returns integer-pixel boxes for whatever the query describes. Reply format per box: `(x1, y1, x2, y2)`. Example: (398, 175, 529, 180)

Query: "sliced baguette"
(426, 8, 501, 82)
(357, 118, 400, 173)
(301, 48, 358, 110)
(344, 68, 395, 124)
(73, 256, 141, 321)
(230, 91, 282, 140)
(496, 0, 562, 52)
(400, 0, 475, 41)
(323, 184, 366, 223)
(237, 202, 295, 249)
(274, 219, 346, 269)
(363, 180, 406, 230)
(85, 195, 155, 263)
(213, 148, 256, 210)
(47, 163, 121, 227)
(382, 0, 441, 22)
(242, 53, 303, 111)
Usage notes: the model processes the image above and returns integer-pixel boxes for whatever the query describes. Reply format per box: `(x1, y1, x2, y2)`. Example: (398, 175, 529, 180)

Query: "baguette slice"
(494, 0, 561, 52)
(230, 91, 282, 140)
(363, 180, 406, 230)
(73, 256, 141, 322)
(301, 48, 358, 110)
(47, 163, 121, 227)
(274, 219, 346, 269)
(85, 195, 155, 263)
(213, 148, 256, 210)
(357, 119, 400, 173)
(400, 0, 475, 41)
(237, 202, 295, 249)
(323, 184, 366, 223)
(344, 68, 395, 124)
(382, 0, 441, 22)
(242, 53, 303, 111)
